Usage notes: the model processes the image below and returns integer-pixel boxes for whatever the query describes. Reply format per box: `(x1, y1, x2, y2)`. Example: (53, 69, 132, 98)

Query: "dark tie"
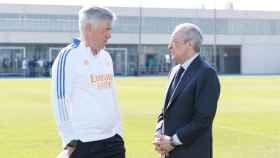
(173, 66, 185, 88)
(165, 66, 185, 106)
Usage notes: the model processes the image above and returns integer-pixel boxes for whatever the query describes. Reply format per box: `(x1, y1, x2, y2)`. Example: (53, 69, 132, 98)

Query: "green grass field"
(0, 76, 280, 158)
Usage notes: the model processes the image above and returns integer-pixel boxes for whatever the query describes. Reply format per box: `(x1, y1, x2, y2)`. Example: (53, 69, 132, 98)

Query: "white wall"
(242, 44, 280, 74)
(0, 32, 78, 44)
(0, 32, 171, 45)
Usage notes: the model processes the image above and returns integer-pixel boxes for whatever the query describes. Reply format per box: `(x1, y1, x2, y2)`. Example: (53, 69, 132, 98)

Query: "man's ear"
(188, 40, 195, 48)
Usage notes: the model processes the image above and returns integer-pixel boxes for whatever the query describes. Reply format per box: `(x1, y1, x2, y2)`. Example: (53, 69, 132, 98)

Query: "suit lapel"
(165, 56, 202, 111)
(163, 66, 179, 109)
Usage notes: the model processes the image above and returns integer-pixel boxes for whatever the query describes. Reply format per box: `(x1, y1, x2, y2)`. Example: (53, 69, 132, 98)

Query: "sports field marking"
(217, 126, 280, 141)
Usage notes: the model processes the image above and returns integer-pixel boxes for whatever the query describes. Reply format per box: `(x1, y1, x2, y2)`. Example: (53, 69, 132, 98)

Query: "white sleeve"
(172, 134, 183, 145)
(112, 79, 123, 136)
(108, 52, 123, 136)
(52, 48, 75, 147)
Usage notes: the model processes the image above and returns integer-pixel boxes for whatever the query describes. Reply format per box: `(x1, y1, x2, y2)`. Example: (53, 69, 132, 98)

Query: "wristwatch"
(170, 137, 177, 148)
(64, 140, 81, 149)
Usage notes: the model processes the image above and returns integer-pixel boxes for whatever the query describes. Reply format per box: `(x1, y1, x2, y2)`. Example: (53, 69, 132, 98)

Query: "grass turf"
(0, 76, 279, 158)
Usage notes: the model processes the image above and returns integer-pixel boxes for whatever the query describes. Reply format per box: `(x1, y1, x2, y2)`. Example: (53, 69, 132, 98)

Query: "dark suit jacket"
(155, 55, 220, 158)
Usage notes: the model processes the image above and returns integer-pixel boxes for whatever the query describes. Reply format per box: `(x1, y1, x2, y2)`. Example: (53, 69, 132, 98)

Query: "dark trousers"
(70, 134, 125, 158)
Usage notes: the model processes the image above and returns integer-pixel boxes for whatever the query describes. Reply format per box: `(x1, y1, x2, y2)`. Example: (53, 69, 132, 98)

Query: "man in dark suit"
(153, 23, 220, 158)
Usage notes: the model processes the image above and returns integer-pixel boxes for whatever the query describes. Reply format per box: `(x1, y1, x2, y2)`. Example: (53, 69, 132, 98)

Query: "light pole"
(213, 0, 217, 69)
(137, 2, 143, 75)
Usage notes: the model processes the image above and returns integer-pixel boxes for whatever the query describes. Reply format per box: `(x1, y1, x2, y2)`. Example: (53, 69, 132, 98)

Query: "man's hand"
(152, 135, 175, 155)
(153, 136, 166, 155)
(157, 135, 175, 153)
(66, 146, 76, 157)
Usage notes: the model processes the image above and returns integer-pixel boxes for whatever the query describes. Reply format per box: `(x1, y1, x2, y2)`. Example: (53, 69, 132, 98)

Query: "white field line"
(217, 125, 280, 141)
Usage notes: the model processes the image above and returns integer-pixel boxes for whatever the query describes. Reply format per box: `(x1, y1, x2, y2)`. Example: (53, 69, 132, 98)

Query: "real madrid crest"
(83, 59, 90, 66)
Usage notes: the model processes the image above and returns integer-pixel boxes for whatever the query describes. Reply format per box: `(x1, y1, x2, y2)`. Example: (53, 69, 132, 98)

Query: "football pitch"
(0, 76, 279, 158)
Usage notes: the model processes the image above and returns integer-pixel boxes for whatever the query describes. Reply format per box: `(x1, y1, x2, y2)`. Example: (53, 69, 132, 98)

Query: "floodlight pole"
(137, 3, 143, 75)
(213, 0, 217, 69)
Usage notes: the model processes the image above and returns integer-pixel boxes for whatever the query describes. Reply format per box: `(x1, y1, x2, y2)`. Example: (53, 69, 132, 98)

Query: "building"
(0, 3, 280, 76)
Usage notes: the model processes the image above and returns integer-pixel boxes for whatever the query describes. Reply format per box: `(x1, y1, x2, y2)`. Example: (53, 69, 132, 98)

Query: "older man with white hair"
(52, 6, 125, 158)
(153, 23, 220, 158)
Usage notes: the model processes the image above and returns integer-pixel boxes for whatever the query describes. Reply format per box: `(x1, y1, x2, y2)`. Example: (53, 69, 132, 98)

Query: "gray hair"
(78, 6, 116, 33)
(172, 23, 203, 52)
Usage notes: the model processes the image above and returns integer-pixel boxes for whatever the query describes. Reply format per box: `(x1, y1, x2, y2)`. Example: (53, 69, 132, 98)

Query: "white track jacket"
(52, 38, 122, 147)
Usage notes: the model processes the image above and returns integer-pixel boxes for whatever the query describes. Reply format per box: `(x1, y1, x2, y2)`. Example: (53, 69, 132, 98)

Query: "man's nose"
(168, 43, 172, 51)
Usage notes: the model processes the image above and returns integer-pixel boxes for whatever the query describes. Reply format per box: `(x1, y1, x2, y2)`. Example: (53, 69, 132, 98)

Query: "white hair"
(78, 6, 116, 33)
(172, 23, 203, 52)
